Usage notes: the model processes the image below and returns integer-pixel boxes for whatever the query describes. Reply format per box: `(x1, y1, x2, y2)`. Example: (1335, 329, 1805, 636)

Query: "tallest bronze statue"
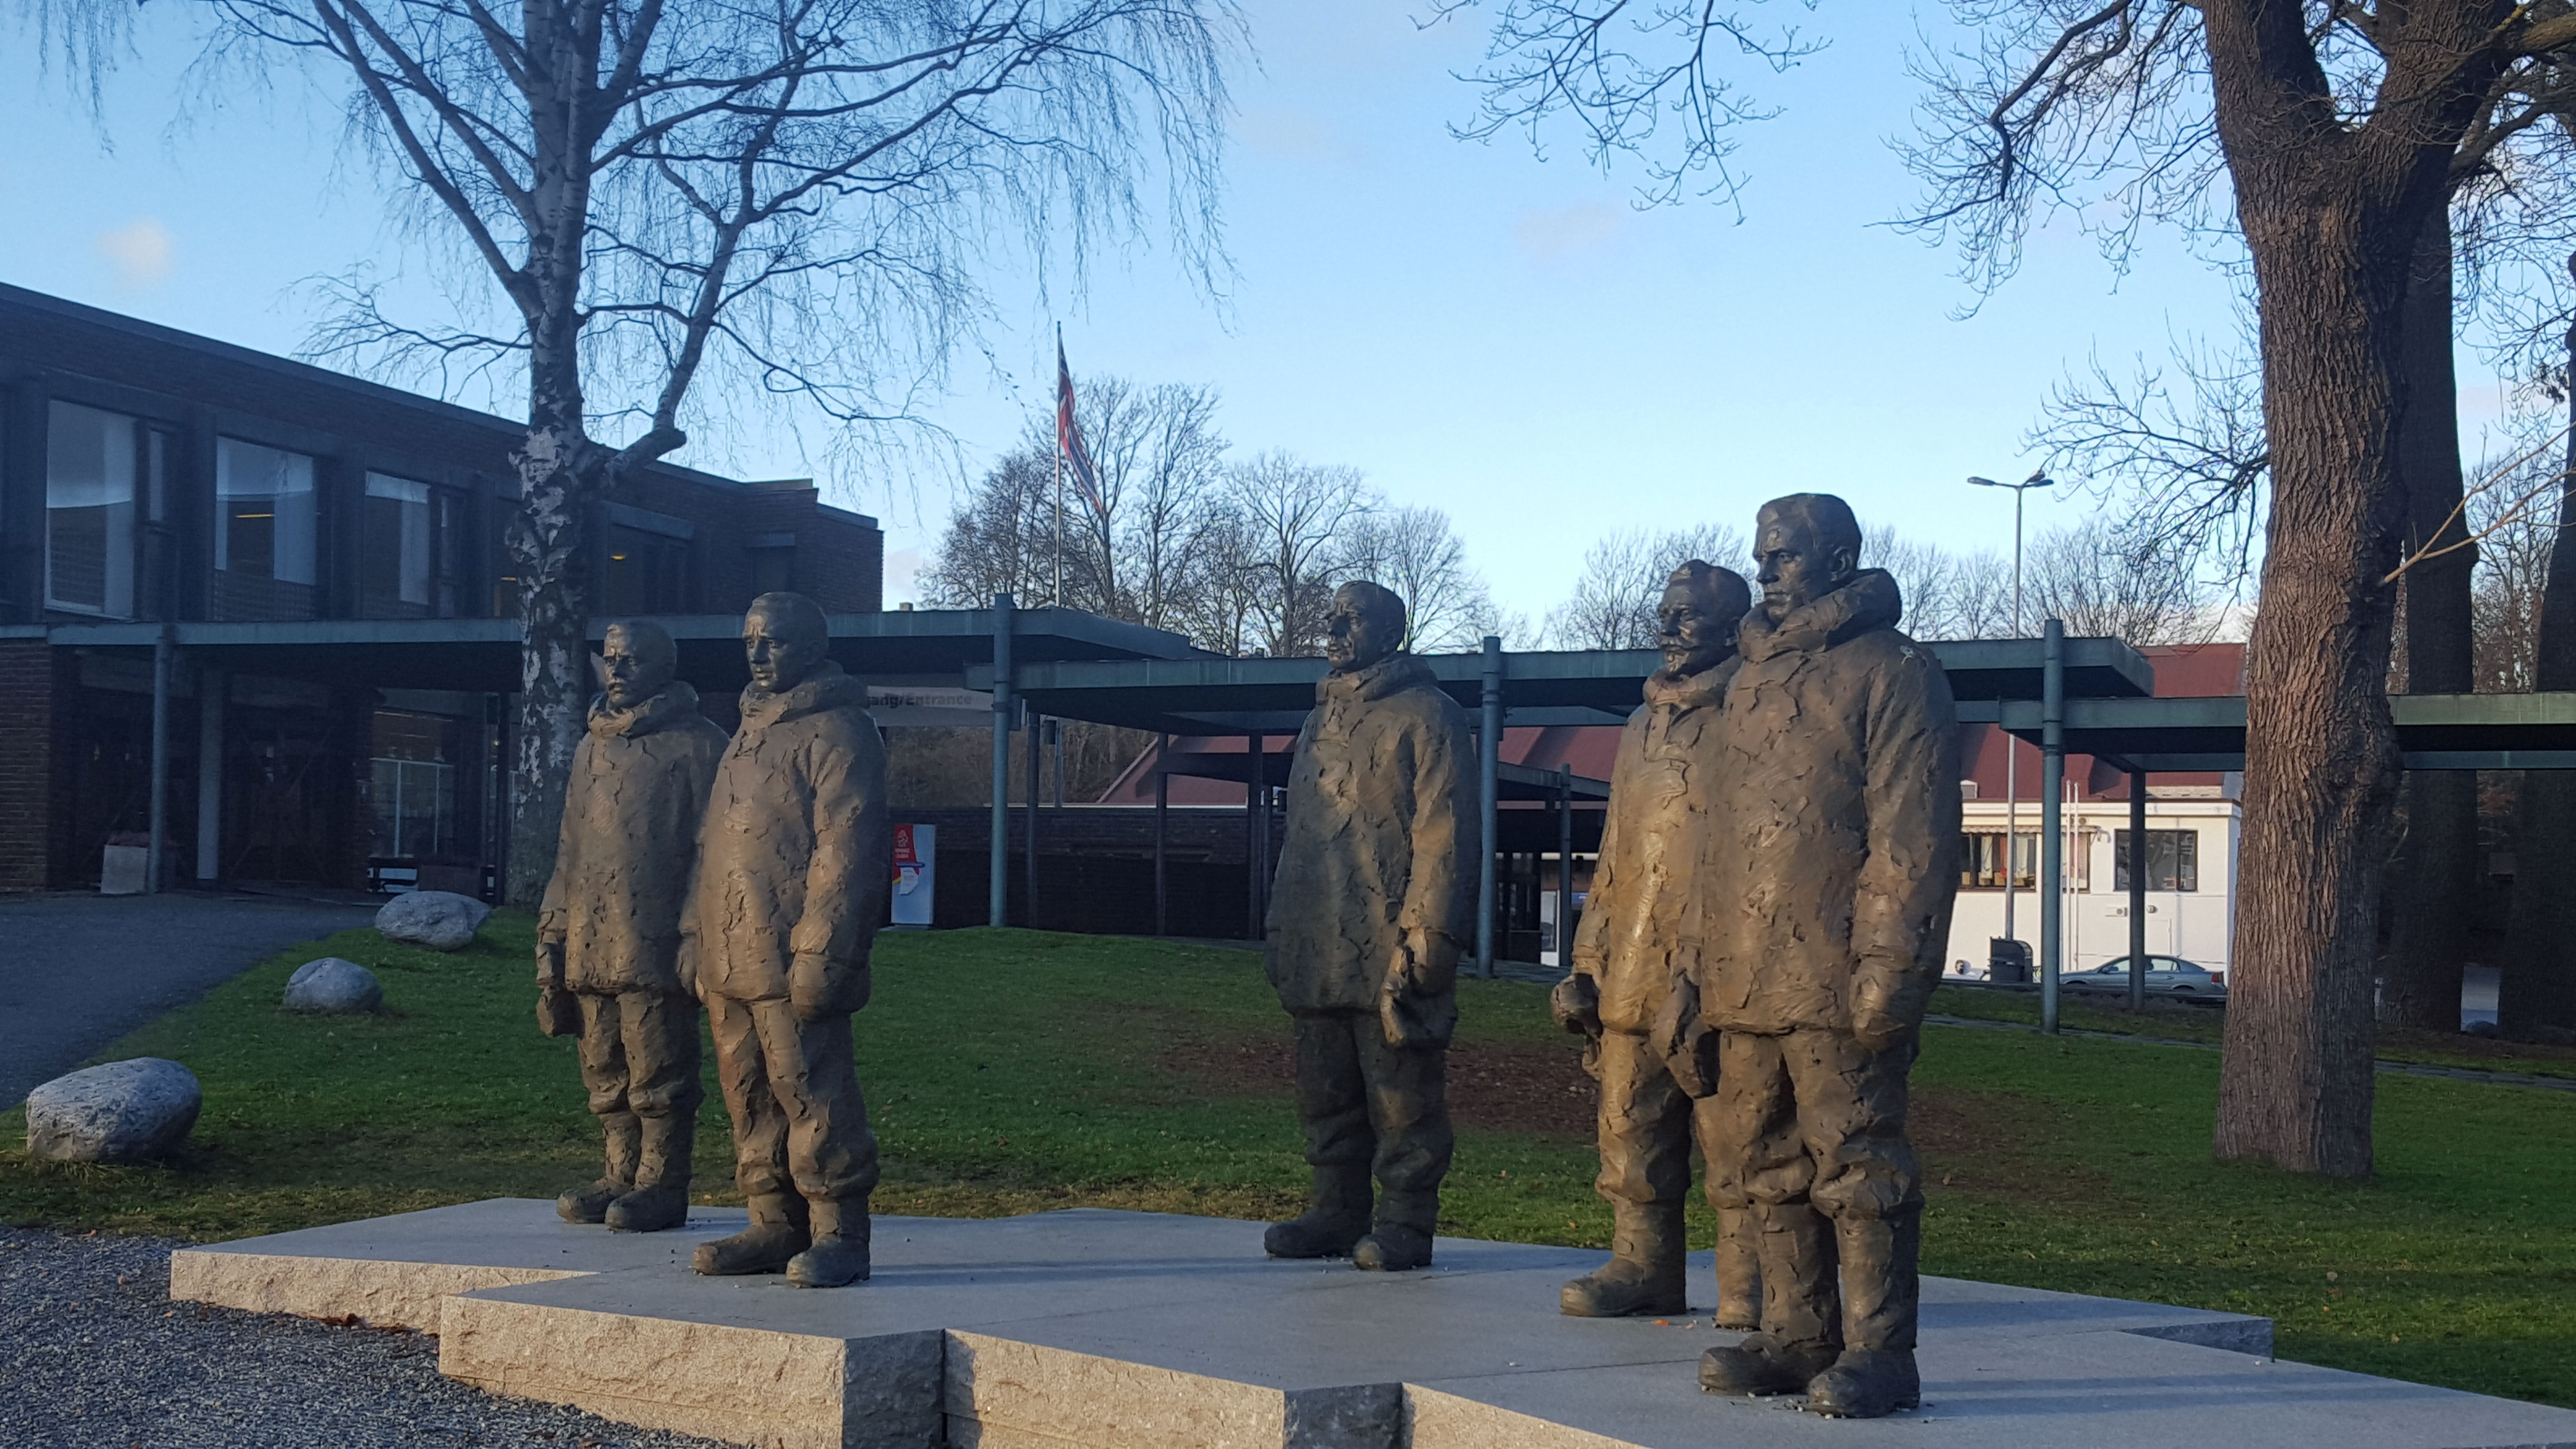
(1684, 494, 1960, 1419)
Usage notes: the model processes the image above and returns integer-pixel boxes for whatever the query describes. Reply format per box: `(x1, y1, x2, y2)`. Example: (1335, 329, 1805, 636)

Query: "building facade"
(0, 283, 882, 895)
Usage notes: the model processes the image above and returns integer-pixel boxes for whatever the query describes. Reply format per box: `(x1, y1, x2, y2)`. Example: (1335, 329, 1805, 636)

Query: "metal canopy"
(32, 607, 1211, 695)
(974, 636, 2156, 736)
(1959, 692, 2576, 771)
(1158, 743, 1610, 801)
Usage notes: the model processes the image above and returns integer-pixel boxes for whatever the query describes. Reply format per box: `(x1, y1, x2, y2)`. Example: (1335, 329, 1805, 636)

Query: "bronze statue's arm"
(787, 720, 891, 1019)
(1849, 647, 1964, 1050)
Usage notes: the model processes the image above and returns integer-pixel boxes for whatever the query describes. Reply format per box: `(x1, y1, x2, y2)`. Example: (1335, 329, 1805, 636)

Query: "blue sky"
(0, 1, 2515, 624)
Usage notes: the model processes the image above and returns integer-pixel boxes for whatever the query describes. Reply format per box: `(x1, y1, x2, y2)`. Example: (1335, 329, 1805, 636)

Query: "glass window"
(362, 472, 436, 616)
(215, 438, 318, 585)
(605, 524, 690, 615)
(2116, 829, 2199, 893)
(1960, 831, 2039, 889)
(370, 710, 460, 859)
(46, 402, 138, 616)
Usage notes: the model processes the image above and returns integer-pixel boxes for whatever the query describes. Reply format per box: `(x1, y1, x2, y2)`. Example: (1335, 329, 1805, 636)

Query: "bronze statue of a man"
(1263, 580, 1477, 1273)
(1551, 561, 1759, 1322)
(537, 618, 727, 1232)
(686, 592, 891, 1288)
(1685, 494, 1959, 1418)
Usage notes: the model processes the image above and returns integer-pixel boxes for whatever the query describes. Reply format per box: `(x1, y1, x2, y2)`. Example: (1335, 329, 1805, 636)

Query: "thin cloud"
(1512, 203, 1626, 262)
(95, 219, 174, 290)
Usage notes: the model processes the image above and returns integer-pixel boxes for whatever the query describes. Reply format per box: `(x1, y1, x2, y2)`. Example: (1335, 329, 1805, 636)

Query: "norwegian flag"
(1056, 337, 1106, 519)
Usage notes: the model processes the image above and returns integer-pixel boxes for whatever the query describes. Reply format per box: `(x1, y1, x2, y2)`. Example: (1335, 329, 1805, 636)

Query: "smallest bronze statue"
(537, 618, 727, 1232)
(1262, 581, 1477, 1272)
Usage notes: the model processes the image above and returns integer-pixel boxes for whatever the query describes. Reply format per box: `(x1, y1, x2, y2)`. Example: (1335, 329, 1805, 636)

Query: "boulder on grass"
(375, 890, 492, 952)
(283, 957, 383, 1014)
(26, 1058, 202, 1163)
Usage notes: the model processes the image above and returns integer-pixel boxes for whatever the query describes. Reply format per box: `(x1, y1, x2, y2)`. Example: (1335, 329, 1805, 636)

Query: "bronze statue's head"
(1752, 493, 1862, 619)
(743, 591, 830, 692)
(1324, 580, 1407, 674)
(1657, 560, 1753, 675)
(599, 619, 678, 711)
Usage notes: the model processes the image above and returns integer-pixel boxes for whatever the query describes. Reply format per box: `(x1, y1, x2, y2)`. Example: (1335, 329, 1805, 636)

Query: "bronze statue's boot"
(787, 1198, 872, 1288)
(1264, 1165, 1372, 1259)
(1698, 1201, 1839, 1397)
(1713, 1205, 1764, 1331)
(692, 1193, 811, 1275)
(1559, 1199, 1685, 1317)
(1352, 1189, 1436, 1272)
(1806, 1211, 1922, 1419)
(557, 1111, 640, 1224)
(605, 1111, 693, 1233)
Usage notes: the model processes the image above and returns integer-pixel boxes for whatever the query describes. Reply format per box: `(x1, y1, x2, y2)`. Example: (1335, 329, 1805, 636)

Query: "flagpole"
(1052, 323, 1064, 607)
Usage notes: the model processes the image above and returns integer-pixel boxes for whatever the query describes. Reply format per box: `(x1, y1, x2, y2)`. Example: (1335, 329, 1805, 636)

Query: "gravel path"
(0, 1230, 732, 1449)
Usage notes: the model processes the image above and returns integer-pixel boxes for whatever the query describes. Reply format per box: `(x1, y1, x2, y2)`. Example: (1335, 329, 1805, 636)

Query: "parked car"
(2061, 955, 2228, 1001)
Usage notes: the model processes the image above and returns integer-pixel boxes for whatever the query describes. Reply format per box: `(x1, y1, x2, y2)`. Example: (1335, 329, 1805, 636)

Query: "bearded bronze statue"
(1552, 560, 1759, 1324)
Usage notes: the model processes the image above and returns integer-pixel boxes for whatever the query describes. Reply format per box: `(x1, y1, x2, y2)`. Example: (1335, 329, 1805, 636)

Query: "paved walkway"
(0, 892, 377, 1106)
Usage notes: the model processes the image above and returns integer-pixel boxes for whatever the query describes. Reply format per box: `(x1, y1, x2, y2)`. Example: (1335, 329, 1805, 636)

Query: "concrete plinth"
(171, 1200, 2576, 1449)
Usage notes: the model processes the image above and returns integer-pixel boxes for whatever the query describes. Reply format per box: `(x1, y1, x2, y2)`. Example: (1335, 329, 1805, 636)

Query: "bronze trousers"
(1588, 1027, 1723, 1208)
(575, 989, 704, 1122)
(1291, 1008, 1454, 1200)
(1706, 1028, 1921, 1351)
(705, 993, 881, 1206)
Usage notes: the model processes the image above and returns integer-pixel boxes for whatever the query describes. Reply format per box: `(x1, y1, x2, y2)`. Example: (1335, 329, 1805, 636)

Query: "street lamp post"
(1967, 471, 2049, 966)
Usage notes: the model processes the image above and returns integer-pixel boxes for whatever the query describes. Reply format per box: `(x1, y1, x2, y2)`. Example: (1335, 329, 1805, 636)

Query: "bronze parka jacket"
(537, 682, 727, 994)
(1265, 653, 1478, 1017)
(1570, 657, 1741, 1034)
(1684, 570, 1961, 1035)
(687, 661, 890, 1008)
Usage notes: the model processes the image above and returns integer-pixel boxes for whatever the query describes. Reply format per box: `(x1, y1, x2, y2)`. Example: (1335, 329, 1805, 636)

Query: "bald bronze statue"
(1263, 581, 1477, 1272)
(538, 618, 727, 1232)
(687, 592, 891, 1288)
(1683, 495, 1960, 1418)
(1551, 561, 1760, 1323)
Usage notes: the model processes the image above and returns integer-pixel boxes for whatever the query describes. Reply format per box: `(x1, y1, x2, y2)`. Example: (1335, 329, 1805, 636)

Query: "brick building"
(0, 283, 882, 894)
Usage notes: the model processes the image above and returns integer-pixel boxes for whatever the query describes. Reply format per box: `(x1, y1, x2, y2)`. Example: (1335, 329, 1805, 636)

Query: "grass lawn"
(5, 916, 2573, 1408)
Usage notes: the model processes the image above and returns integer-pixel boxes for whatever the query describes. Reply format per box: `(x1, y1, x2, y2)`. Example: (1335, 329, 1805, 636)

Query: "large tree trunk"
(2496, 288, 2576, 1035)
(2201, 2, 2443, 1179)
(2380, 214, 2481, 1032)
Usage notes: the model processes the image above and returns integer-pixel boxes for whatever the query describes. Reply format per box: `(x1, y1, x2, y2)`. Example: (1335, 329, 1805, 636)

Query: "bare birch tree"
(204, 0, 1238, 902)
(1336, 504, 1503, 651)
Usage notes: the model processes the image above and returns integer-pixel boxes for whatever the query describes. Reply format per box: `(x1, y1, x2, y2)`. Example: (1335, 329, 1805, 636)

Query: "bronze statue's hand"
(1850, 956, 1925, 1054)
(789, 950, 836, 1023)
(1549, 973, 1603, 1038)
(1652, 976, 1718, 1097)
(536, 982, 581, 1038)
(790, 951, 870, 1021)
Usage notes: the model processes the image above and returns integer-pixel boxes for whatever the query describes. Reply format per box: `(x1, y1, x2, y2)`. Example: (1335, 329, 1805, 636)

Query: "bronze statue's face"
(600, 624, 674, 711)
(1323, 586, 1400, 674)
(1656, 580, 1737, 675)
(743, 606, 826, 692)
(1754, 510, 1855, 619)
